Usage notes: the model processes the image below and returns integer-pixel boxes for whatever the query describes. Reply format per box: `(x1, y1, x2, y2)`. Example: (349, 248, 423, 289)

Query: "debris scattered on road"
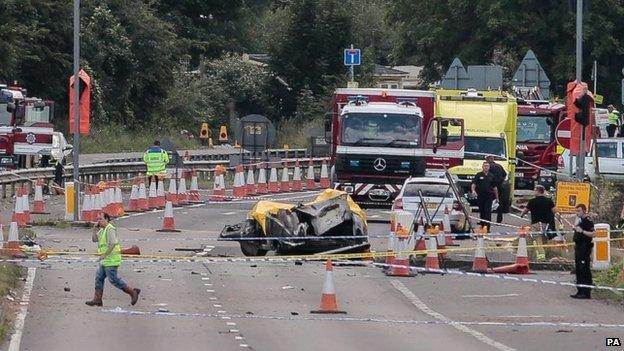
(556, 330, 573, 333)
(250, 265, 257, 268)
(190, 271, 200, 275)
(282, 285, 294, 290)
(133, 269, 143, 273)
(291, 312, 299, 315)
(154, 303, 168, 307)
(246, 311, 254, 315)
(6, 295, 14, 301)
(157, 307, 169, 313)
(294, 261, 303, 266)
(64, 287, 71, 292)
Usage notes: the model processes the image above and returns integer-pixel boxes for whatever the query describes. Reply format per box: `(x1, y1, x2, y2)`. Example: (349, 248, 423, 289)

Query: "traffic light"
(199, 123, 209, 139)
(218, 126, 228, 143)
(574, 93, 591, 126)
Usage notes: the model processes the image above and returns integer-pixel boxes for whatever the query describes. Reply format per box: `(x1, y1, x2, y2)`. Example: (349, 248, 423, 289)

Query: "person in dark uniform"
(471, 162, 499, 232)
(485, 155, 506, 223)
(571, 204, 595, 299)
(520, 185, 560, 261)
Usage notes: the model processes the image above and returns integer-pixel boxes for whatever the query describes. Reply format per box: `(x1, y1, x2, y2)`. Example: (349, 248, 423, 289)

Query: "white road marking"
(8, 267, 36, 351)
(461, 294, 520, 298)
(391, 279, 515, 351)
(221, 212, 238, 215)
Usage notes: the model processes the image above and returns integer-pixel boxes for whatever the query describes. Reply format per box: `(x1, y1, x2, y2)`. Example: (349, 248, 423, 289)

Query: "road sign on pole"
(343, 47, 361, 66)
(555, 118, 571, 149)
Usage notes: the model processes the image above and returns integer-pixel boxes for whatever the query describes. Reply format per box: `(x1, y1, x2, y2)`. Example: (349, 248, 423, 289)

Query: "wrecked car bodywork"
(219, 189, 369, 256)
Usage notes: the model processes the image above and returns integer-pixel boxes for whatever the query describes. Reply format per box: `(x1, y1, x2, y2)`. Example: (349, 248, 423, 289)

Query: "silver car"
(391, 177, 470, 233)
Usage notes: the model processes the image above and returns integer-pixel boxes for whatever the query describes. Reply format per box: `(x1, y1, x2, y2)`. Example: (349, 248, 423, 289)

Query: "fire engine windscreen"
(517, 115, 553, 143)
(341, 113, 421, 146)
(464, 136, 506, 160)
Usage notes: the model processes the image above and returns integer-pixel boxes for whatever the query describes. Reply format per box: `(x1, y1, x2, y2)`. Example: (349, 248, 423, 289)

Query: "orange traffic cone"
(121, 245, 141, 255)
(257, 163, 268, 194)
(310, 259, 346, 314)
(11, 188, 26, 227)
(138, 177, 149, 211)
(114, 183, 125, 217)
(387, 222, 413, 276)
(268, 163, 279, 193)
(320, 159, 330, 188)
(166, 177, 179, 206)
(91, 186, 103, 220)
(211, 166, 226, 201)
(443, 206, 456, 246)
(31, 179, 48, 214)
(386, 215, 397, 266)
(21, 185, 31, 224)
(5, 221, 20, 250)
(492, 226, 530, 274)
(188, 170, 202, 203)
(414, 217, 426, 251)
(246, 166, 257, 196)
(178, 173, 189, 205)
(425, 228, 440, 270)
(232, 164, 247, 199)
(81, 188, 94, 221)
(292, 160, 302, 191)
(157, 201, 181, 232)
(472, 226, 489, 273)
(435, 225, 446, 257)
(126, 178, 142, 213)
(280, 162, 290, 192)
(306, 159, 316, 190)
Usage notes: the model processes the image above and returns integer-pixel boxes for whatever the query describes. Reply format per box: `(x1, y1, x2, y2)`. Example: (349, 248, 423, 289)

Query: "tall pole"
(576, 0, 586, 181)
(593, 60, 597, 93)
(72, 0, 80, 220)
(349, 44, 355, 82)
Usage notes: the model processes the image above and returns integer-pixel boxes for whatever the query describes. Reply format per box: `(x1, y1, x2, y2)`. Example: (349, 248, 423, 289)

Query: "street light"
(72, 0, 81, 220)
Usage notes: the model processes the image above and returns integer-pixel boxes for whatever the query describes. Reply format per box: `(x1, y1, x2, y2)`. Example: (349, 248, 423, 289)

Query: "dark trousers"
(606, 124, 617, 137)
(574, 241, 593, 296)
(496, 203, 504, 223)
(148, 175, 161, 190)
(477, 193, 493, 231)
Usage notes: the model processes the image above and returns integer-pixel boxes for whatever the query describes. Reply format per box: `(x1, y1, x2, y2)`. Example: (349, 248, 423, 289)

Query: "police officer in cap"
(471, 162, 499, 232)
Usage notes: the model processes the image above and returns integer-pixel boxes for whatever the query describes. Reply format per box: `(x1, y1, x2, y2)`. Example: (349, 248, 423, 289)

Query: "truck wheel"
(499, 182, 511, 213)
(239, 241, 268, 257)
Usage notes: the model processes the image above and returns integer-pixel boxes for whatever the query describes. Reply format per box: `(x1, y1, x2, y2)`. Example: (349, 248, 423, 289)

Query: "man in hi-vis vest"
(143, 140, 170, 189)
(85, 213, 141, 306)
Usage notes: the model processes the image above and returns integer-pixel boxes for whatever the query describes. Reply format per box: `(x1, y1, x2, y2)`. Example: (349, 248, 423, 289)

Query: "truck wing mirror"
(324, 112, 332, 133)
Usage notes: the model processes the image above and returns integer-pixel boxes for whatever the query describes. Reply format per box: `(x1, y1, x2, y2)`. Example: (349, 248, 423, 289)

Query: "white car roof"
(403, 177, 449, 185)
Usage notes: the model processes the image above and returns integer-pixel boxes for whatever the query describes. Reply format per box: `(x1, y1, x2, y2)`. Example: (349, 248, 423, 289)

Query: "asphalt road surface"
(3, 191, 623, 351)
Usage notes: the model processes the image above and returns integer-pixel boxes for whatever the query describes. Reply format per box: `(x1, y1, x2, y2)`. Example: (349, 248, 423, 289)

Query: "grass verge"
(0, 264, 22, 340)
(593, 263, 624, 304)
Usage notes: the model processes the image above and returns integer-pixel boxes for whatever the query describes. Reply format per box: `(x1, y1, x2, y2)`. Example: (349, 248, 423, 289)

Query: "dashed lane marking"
(391, 279, 515, 351)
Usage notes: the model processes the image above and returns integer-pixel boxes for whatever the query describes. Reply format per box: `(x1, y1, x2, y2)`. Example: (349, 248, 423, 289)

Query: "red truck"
(515, 100, 566, 190)
(325, 88, 465, 206)
(0, 85, 69, 168)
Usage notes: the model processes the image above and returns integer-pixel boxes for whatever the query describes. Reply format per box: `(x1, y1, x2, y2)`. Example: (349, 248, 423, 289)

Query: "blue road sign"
(344, 48, 361, 66)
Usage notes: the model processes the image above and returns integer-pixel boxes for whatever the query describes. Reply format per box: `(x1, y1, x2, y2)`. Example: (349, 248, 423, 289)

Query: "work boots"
(122, 286, 141, 305)
(85, 289, 103, 306)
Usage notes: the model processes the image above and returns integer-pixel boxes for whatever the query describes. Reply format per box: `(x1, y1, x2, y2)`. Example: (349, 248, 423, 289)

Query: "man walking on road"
(143, 140, 169, 189)
(570, 204, 595, 299)
(471, 162, 499, 232)
(485, 155, 506, 223)
(86, 213, 141, 306)
(520, 185, 560, 261)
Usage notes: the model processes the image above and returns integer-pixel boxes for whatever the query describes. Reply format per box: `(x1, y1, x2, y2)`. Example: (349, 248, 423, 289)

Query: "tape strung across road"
(102, 307, 624, 330)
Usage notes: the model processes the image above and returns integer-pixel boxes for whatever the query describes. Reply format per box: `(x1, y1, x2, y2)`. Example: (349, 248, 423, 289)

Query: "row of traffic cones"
(212, 159, 330, 201)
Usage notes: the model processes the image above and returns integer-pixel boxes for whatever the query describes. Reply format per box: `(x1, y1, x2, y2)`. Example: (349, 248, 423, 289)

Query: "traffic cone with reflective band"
(32, 179, 48, 214)
(114, 183, 125, 217)
(386, 213, 397, 266)
(268, 163, 279, 193)
(387, 221, 414, 277)
(5, 221, 20, 250)
(425, 228, 440, 270)
(138, 178, 148, 211)
(92, 186, 103, 220)
(178, 173, 189, 205)
(320, 160, 330, 188)
(492, 226, 530, 274)
(310, 259, 346, 314)
(280, 162, 290, 192)
(435, 225, 446, 257)
(148, 179, 158, 209)
(21, 185, 31, 224)
(257, 163, 268, 194)
(415, 217, 426, 251)
(292, 160, 302, 191)
(12, 188, 26, 227)
(156, 179, 166, 208)
(211, 166, 226, 201)
(157, 201, 181, 233)
(81, 188, 94, 221)
(189, 171, 202, 203)
(472, 226, 489, 273)
(126, 178, 142, 213)
(246, 166, 257, 196)
(166, 177, 179, 206)
(232, 164, 247, 199)
(443, 206, 456, 246)
(306, 159, 316, 190)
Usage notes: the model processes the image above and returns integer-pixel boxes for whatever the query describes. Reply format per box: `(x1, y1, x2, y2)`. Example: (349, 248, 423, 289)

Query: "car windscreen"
(341, 112, 421, 147)
(464, 136, 506, 160)
(517, 115, 553, 143)
(403, 183, 455, 198)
